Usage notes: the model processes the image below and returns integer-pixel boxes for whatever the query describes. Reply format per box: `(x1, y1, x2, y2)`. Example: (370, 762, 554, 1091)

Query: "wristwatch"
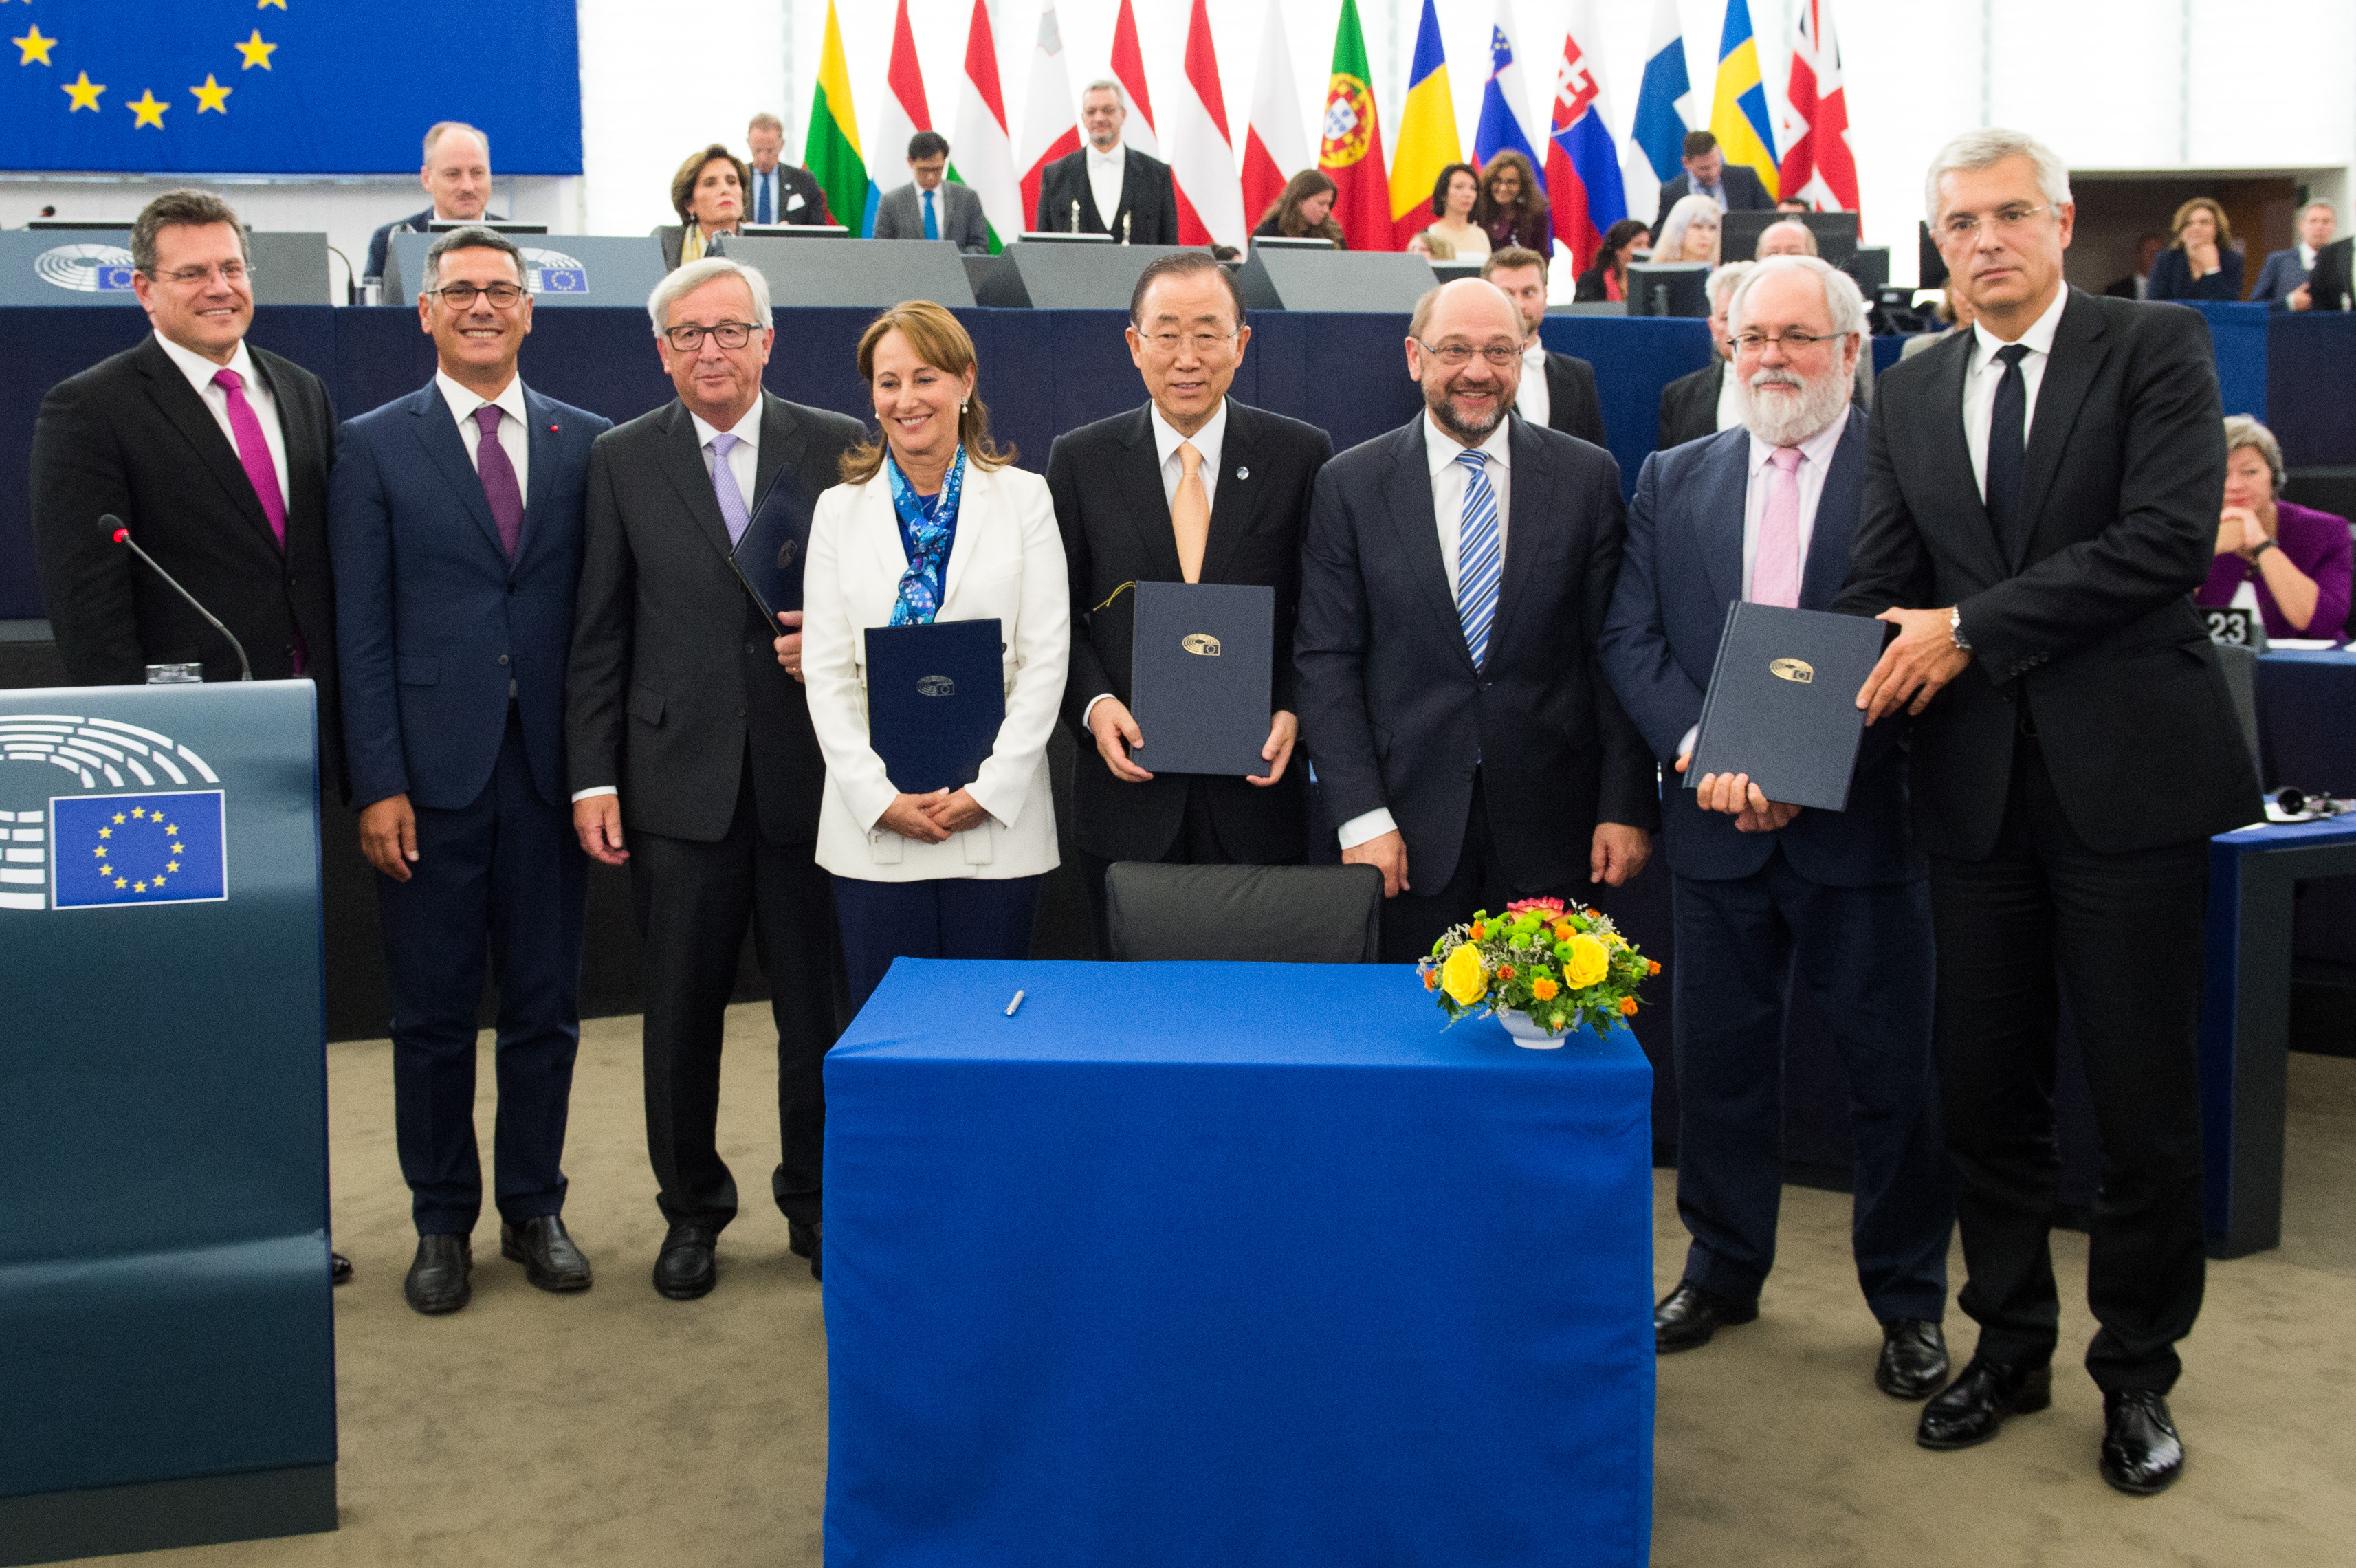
(1949, 607, 1972, 654)
(2248, 538, 2278, 560)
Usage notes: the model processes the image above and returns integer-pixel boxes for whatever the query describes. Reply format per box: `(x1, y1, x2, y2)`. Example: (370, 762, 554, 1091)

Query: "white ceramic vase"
(1497, 1008, 1569, 1049)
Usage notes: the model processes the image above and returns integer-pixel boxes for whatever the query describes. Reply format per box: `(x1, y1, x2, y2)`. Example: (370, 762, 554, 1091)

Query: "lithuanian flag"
(1709, 0, 1781, 201)
(804, 0, 869, 236)
(1387, 0, 1462, 250)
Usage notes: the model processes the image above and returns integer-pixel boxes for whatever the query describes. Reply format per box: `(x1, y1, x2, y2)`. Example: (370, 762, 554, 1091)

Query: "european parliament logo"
(52, 791, 227, 908)
(0, 713, 224, 913)
(35, 242, 137, 294)
(519, 247, 588, 295)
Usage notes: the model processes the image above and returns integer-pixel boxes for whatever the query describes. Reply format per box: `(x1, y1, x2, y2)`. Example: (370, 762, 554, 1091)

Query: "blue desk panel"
(824, 959, 1655, 1568)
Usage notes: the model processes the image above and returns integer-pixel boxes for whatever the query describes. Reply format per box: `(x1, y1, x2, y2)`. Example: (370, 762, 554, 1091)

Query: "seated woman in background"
(655, 145, 750, 270)
(1253, 170, 1347, 247)
(2198, 415, 2351, 639)
(1574, 219, 1653, 302)
(801, 302, 1070, 1011)
(1405, 164, 1488, 262)
(2148, 198, 2245, 301)
(1473, 151, 1550, 255)
(1652, 195, 1721, 269)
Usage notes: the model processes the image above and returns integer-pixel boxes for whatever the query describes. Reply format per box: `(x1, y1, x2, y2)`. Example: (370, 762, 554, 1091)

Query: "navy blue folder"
(1127, 582, 1275, 777)
(728, 469, 819, 621)
(1687, 601, 1894, 812)
(864, 619, 1006, 794)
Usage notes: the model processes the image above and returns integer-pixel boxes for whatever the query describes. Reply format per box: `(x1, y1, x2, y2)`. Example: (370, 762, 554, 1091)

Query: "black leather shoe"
(1916, 1356, 2051, 1449)
(1875, 1318, 1950, 1400)
(501, 1215, 593, 1292)
(789, 1219, 822, 1282)
(403, 1234, 472, 1315)
(653, 1224, 718, 1301)
(1653, 1281, 1758, 1354)
(331, 1252, 353, 1286)
(2100, 1390, 2185, 1495)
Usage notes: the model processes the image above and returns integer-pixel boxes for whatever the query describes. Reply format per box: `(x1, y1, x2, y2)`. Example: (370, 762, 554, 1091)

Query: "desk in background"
(822, 959, 1655, 1568)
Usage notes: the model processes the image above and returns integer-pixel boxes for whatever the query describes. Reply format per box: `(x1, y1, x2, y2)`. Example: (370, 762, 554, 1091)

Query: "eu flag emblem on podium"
(51, 791, 227, 909)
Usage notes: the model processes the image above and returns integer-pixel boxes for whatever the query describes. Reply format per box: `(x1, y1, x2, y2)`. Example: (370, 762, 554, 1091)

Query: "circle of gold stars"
(91, 805, 186, 895)
(13, 1, 288, 131)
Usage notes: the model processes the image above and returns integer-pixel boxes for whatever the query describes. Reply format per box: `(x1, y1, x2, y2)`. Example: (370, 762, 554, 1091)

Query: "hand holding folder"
(1686, 601, 1895, 815)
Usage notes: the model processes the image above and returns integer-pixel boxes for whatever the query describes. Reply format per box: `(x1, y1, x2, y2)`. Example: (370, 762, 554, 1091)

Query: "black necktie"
(1984, 344, 2032, 562)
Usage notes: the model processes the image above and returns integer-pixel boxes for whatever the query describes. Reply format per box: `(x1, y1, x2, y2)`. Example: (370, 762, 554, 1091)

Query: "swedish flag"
(1708, 0, 1781, 201)
(52, 791, 225, 909)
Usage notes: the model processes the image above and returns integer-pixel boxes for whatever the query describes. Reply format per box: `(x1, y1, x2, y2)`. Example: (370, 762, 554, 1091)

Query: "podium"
(714, 234, 977, 309)
(384, 231, 668, 309)
(982, 241, 1198, 309)
(1233, 246, 1437, 313)
(0, 232, 329, 307)
(0, 683, 337, 1565)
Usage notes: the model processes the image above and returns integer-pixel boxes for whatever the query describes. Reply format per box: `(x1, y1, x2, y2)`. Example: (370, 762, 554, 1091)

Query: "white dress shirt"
(1087, 142, 1127, 232)
(2299, 242, 2318, 271)
(1515, 344, 1551, 428)
(1963, 283, 2068, 498)
(1336, 414, 1514, 850)
(1082, 399, 1231, 729)
(152, 331, 290, 511)
(1713, 360, 1742, 433)
(434, 368, 529, 496)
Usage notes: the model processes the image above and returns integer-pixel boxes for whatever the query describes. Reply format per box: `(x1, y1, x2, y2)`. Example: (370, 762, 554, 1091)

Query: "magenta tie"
(210, 367, 286, 548)
(1751, 446, 1805, 608)
(473, 405, 525, 558)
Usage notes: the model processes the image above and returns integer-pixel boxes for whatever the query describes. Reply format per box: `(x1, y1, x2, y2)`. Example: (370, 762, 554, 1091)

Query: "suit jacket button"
(498, 653, 510, 665)
(735, 706, 747, 718)
(746, 641, 759, 654)
(508, 584, 519, 596)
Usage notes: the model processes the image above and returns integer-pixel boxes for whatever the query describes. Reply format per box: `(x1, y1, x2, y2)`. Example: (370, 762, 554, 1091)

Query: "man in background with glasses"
(1045, 252, 1334, 949)
(329, 228, 611, 1316)
(1297, 278, 1655, 963)
(1599, 255, 1954, 1394)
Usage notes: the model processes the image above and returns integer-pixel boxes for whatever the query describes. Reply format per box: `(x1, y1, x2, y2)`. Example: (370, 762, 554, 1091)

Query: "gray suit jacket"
(872, 181, 991, 253)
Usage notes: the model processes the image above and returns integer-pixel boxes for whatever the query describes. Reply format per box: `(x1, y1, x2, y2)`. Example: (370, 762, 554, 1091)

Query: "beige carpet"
(82, 1011, 2355, 1567)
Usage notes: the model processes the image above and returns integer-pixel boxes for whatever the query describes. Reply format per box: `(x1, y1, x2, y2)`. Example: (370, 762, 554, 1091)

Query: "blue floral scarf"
(884, 446, 966, 626)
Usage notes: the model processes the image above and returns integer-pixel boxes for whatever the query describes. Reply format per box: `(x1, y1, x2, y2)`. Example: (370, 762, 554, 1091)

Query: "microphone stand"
(107, 518, 253, 681)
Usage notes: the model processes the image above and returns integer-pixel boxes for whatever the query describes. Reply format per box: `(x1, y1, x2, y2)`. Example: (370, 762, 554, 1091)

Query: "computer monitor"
(1721, 210, 1860, 265)
(1019, 230, 1115, 245)
(1842, 246, 1891, 294)
(738, 223, 850, 239)
(1918, 222, 1950, 287)
(1250, 236, 1336, 251)
(1626, 262, 1713, 318)
(25, 219, 132, 232)
(426, 220, 548, 235)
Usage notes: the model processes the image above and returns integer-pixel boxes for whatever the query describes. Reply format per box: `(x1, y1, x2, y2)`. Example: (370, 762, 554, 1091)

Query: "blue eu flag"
(52, 791, 227, 909)
(1, 3, 581, 175)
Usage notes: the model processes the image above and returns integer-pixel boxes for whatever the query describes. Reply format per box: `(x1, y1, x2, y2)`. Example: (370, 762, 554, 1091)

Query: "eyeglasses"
(1413, 338, 1522, 368)
(430, 282, 527, 309)
(663, 321, 761, 351)
(153, 263, 250, 287)
(1728, 329, 1841, 354)
(1137, 329, 1237, 357)
(1937, 204, 2049, 241)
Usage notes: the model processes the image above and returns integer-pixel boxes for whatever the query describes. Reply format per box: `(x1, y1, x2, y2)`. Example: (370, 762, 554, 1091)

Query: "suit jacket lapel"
(654, 401, 739, 565)
(1484, 419, 1549, 655)
(1200, 401, 1264, 584)
(408, 380, 507, 562)
(251, 349, 321, 525)
(1381, 417, 1473, 675)
(2014, 291, 2106, 568)
(1113, 404, 1187, 582)
(135, 339, 278, 551)
(518, 384, 564, 568)
(1696, 432, 1749, 612)
(1922, 331, 2012, 585)
(1800, 408, 1869, 609)
(753, 390, 803, 513)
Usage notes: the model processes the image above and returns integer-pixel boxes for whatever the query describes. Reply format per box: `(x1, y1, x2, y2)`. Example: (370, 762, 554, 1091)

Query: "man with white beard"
(1599, 255, 1955, 1391)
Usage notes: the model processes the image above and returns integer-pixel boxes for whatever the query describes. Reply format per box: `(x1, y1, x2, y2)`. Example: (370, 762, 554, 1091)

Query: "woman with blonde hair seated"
(1653, 194, 1721, 268)
(2148, 198, 2245, 302)
(801, 302, 1070, 1008)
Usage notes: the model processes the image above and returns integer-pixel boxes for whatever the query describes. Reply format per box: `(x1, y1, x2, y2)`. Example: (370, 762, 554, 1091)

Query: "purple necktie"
(707, 432, 752, 545)
(211, 367, 286, 547)
(473, 405, 524, 558)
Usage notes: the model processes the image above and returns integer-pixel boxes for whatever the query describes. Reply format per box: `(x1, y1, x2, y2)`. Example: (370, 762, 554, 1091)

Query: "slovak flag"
(1545, 2, 1629, 273)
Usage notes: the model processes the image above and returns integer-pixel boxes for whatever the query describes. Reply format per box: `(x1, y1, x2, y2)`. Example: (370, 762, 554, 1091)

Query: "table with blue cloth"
(822, 959, 1656, 1568)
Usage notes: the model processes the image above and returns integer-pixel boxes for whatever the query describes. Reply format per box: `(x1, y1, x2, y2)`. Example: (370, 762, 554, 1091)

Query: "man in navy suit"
(1651, 131, 1776, 235)
(363, 123, 503, 289)
(1600, 256, 1952, 1393)
(331, 228, 613, 1315)
(2249, 199, 2336, 308)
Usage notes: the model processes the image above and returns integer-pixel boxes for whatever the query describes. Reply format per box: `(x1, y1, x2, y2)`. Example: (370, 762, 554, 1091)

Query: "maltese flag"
(1017, 3, 1082, 231)
(1240, 6, 1309, 230)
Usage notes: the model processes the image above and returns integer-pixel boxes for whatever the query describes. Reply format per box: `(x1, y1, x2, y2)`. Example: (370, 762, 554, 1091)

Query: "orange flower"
(1620, 997, 1639, 1016)
(1424, 970, 1439, 990)
(1499, 964, 1515, 980)
(1648, 960, 1662, 975)
(1469, 923, 1486, 940)
(1531, 977, 1559, 1001)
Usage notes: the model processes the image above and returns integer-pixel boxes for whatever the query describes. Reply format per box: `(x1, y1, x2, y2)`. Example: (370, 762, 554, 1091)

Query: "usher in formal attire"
(1033, 142, 1180, 245)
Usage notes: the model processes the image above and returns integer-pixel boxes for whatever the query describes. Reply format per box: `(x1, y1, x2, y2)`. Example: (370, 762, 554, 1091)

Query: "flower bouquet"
(1418, 897, 1660, 1047)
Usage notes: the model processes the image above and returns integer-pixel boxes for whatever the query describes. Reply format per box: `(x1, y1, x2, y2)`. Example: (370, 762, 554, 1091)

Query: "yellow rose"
(1440, 943, 1488, 1006)
(1564, 934, 1610, 989)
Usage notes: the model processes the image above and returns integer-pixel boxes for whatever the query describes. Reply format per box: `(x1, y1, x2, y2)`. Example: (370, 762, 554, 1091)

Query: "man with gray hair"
(565, 257, 866, 1296)
(364, 122, 503, 288)
(1033, 78, 1178, 243)
(1838, 126, 2259, 1494)
(1658, 262, 1754, 449)
(1753, 219, 1819, 259)
(2252, 198, 2334, 309)
(1601, 254, 1953, 1391)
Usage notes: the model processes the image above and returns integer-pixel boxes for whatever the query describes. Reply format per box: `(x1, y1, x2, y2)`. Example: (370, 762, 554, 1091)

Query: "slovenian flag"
(1545, 0, 1629, 274)
(1471, 1, 1543, 199)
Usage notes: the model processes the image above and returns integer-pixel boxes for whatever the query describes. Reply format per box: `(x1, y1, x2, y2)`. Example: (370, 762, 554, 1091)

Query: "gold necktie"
(1172, 441, 1209, 584)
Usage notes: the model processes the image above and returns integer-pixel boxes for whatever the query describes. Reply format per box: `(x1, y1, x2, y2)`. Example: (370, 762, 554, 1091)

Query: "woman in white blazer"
(801, 301, 1070, 1008)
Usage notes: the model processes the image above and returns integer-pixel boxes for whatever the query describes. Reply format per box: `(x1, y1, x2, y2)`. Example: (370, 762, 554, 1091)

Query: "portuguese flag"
(1317, 0, 1391, 253)
(804, 0, 869, 237)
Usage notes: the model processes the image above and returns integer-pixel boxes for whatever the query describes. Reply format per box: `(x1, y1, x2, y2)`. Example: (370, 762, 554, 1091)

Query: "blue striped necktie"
(1454, 448, 1501, 668)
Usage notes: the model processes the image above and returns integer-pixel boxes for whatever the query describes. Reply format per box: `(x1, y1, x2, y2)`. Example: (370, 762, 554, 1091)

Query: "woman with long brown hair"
(1473, 149, 1550, 254)
(654, 144, 750, 270)
(1574, 218, 1653, 302)
(2148, 197, 2245, 301)
(1253, 168, 1347, 247)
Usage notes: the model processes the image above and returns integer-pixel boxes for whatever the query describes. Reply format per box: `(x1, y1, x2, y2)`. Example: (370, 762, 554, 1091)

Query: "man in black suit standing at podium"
(1838, 128, 2260, 1495)
(1046, 252, 1334, 946)
(566, 258, 864, 1296)
(1033, 80, 1179, 244)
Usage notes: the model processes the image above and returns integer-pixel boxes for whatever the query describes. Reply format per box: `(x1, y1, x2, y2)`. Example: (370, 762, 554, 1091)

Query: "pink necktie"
(1751, 446, 1805, 608)
(212, 367, 287, 549)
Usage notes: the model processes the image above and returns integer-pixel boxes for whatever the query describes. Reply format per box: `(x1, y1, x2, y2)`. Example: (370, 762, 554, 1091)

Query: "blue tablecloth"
(822, 958, 1655, 1568)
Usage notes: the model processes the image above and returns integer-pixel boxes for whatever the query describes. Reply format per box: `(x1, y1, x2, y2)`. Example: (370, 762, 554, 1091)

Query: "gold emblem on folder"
(1769, 659, 1815, 685)
(916, 675, 957, 696)
(1181, 634, 1222, 657)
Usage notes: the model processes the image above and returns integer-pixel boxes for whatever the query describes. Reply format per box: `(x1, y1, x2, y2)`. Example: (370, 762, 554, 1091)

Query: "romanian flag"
(804, 0, 868, 241)
(1708, 0, 1780, 201)
(1317, 0, 1389, 255)
(1388, 0, 1462, 250)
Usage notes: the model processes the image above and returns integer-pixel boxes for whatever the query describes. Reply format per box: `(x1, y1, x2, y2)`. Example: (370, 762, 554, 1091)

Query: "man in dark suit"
(331, 228, 612, 1316)
(566, 257, 864, 1298)
(1047, 252, 1334, 945)
(1480, 247, 1607, 449)
(2100, 232, 2161, 301)
(31, 187, 351, 1283)
(745, 112, 833, 228)
(364, 122, 503, 287)
(2298, 233, 2353, 313)
(1296, 278, 1657, 964)
(1652, 131, 1775, 235)
(872, 131, 994, 253)
(2249, 202, 2333, 307)
(1658, 262, 1752, 450)
(1837, 129, 2262, 1496)
(1033, 80, 1179, 244)
(1600, 255, 1952, 1393)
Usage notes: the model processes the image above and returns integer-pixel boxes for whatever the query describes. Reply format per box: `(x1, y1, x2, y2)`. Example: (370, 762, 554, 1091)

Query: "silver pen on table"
(1004, 989, 1026, 1017)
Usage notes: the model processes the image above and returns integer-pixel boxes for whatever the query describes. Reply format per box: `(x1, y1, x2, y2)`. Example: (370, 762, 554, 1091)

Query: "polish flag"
(1776, 0, 1860, 217)
(1108, 0, 1161, 160)
(1017, 3, 1082, 232)
(1240, 6, 1309, 231)
(868, 0, 932, 237)
(1166, 0, 1244, 248)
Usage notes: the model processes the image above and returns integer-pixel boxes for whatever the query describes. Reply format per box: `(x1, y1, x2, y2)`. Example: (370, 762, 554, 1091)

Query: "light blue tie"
(1454, 449, 1501, 669)
(707, 432, 752, 546)
(756, 172, 773, 225)
(923, 188, 939, 241)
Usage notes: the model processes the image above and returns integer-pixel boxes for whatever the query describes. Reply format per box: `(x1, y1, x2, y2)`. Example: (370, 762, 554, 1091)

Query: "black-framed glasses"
(663, 321, 760, 351)
(1728, 329, 1840, 354)
(430, 281, 527, 309)
(1412, 338, 1521, 368)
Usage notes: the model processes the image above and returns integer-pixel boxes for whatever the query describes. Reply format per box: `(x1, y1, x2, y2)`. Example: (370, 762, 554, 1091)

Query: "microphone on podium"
(104, 514, 254, 681)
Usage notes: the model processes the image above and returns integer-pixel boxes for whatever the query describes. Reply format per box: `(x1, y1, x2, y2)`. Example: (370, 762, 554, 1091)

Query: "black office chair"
(2213, 641, 2266, 786)
(1103, 862, 1385, 964)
